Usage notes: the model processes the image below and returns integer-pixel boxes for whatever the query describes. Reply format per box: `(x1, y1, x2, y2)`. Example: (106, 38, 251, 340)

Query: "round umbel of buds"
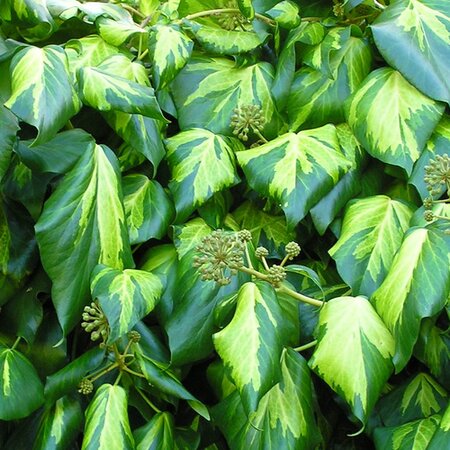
(424, 154, 450, 197)
(424, 210, 435, 222)
(237, 229, 252, 243)
(231, 104, 266, 142)
(255, 246, 269, 259)
(423, 197, 434, 209)
(81, 302, 109, 343)
(285, 242, 301, 259)
(267, 264, 286, 287)
(128, 330, 141, 343)
(78, 378, 94, 395)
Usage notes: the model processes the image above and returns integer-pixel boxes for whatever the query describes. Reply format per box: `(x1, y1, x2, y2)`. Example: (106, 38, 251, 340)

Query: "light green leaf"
(238, 0, 255, 19)
(77, 61, 165, 121)
(82, 384, 134, 450)
(409, 115, 450, 200)
(346, 67, 445, 174)
(4, 45, 80, 145)
(266, 1, 300, 28)
(213, 281, 286, 413)
(237, 124, 352, 228)
(123, 174, 174, 245)
(329, 195, 414, 297)
(372, 373, 448, 429)
(172, 217, 212, 260)
(371, 0, 450, 104)
(287, 33, 372, 130)
(373, 415, 441, 450)
(166, 128, 241, 222)
(213, 349, 322, 449)
(148, 24, 193, 90)
(232, 200, 296, 258)
(309, 296, 395, 425)
(171, 56, 283, 139)
(91, 264, 163, 343)
(371, 227, 450, 372)
(34, 396, 83, 450)
(182, 20, 264, 55)
(0, 105, 19, 182)
(96, 16, 146, 47)
(0, 345, 44, 420)
(135, 350, 210, 420)
(35, 144, 133, 334)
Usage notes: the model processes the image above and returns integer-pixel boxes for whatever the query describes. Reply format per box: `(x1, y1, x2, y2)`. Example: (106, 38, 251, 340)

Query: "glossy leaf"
(371, 0, 450, 104)
(148, 24, 193, 90)
(371, 227, 450, 372)
(0, 345, 44, 420)
(329, 196, 414, 297)
(35, 144, 133, 334)
(238, 0, 255, 19)
(309, 296, 395, 425)
(82, 384, 134, 450)
(213, 281, 286, 413)
(0, 105, 19, 182)
(5, 45, 80, 145)
(123, 174, 174, 245)
(346, 67, 445, 174)
(91, 264, 163, 343)
(213, 349, 322, 449)
(171, 56, 283, 139)
(96, 16, 146, 47)
(428, 403, 450, 449)
(166, 128, 241, 222)
(266, 0, 300, 28)
(237, 125, 352, 228)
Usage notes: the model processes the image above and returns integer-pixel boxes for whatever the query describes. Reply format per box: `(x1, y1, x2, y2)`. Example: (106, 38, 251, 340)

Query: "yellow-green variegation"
(123, 174, 174, 245)
(371, 0, 450, 104)
(346, 67, 445, 174)
(0, 345, 44, 420)
(91, 265, 163, 343)
(82, 384, 134, 450)
(96, 16, 146, 47)
(213, 281, 287, 413)
(371, 227, 450, 372)
(5, 45, 80, 145)
(166, 128, 241, 222)
(309, 296, 395, 425)
(148, 24, 193, 90)
(237, 124, 352, 228)
(171, 56, 283, 139)
(35, 144, 133, 334)
(428, 403, 450, 449)
(329, 195, 414, 297)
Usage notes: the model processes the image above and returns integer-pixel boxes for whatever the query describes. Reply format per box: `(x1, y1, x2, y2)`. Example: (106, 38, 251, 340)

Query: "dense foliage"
(0, 0, 449, 449)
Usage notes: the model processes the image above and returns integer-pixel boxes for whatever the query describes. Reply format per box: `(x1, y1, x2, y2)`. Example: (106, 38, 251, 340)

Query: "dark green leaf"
(0, 104, 19, 182)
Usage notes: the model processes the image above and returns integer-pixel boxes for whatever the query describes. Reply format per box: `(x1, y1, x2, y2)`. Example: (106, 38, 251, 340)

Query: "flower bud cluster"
(285, 241, 301, 259)
(231, 104, 266, 142)
(424, 154, 450, 197)
(78, 378, 94, 395)
(128, 330, 141, 343)
(218, 6, 248, 31)
(255, 246, 269, 259)
(267, 265, 286, 287)
(81, 302, 108, 343)
(194, 230, 247, 285)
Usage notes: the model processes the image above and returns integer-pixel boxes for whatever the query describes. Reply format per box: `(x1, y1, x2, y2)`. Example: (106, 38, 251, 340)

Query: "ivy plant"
(0, 0, 449, 449)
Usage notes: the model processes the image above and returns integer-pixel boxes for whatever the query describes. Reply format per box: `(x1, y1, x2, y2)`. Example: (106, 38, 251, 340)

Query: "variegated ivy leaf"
(213, 349, 322, 449)
(0, 345, 44, 420)
(4, 45, 80, 145)
(372, 373, 448, 428)
(33, 396, 83, 450)
(35, 144, 133, 334)
(373, 415, 441, 450)
(232, 200, 296, 258)
(172, 217, 212, 260)
(329, 195, 414, 297)
(237, 124, 352, 228)
(371, 227, 450, 372)
(171, 56, 283, 139)
(409, 115, 450, 200)
(429, 403, 450, 449)
(96, 16, 146, 47)
(371, 0, 450, 105)
(123, 174, 174, 245)
(213, 281, 286, 413)
(91, 265, 163, 343)
(310, 123, 367, 235)
(238, 0, 255, 19)
(0, 104, 19, 182)
(346, 67, 445, 174)
(77, 59, 165, 121)
(166, 128, 241, 223)
(148, 24, 193, 90)
(287, 32, 372, 130)
(92, 54, 149, 86)
(266, 1, 300, 29)
(182, 20, 265, 55)
(82, 384, 134, 450)
(309, 296, 395, 425)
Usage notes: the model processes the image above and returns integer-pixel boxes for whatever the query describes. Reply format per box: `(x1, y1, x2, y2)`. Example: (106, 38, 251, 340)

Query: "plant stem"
(11, 336, 21, 350)
(138, 49, 149, 60)
(90, 362, 120, 383)
(136, 387, 162, 413)
(260, 256, 270, 271)
(121, 3, 146, 19)
(123, 366, 147, 378)
(244, 245, 254, 270)
(434, 198, 450, 203)
(253, 129, 268, 144)
(294, 340, 318, 352)
(181, 8, 276, 26)
(373, 0, 386, 9)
